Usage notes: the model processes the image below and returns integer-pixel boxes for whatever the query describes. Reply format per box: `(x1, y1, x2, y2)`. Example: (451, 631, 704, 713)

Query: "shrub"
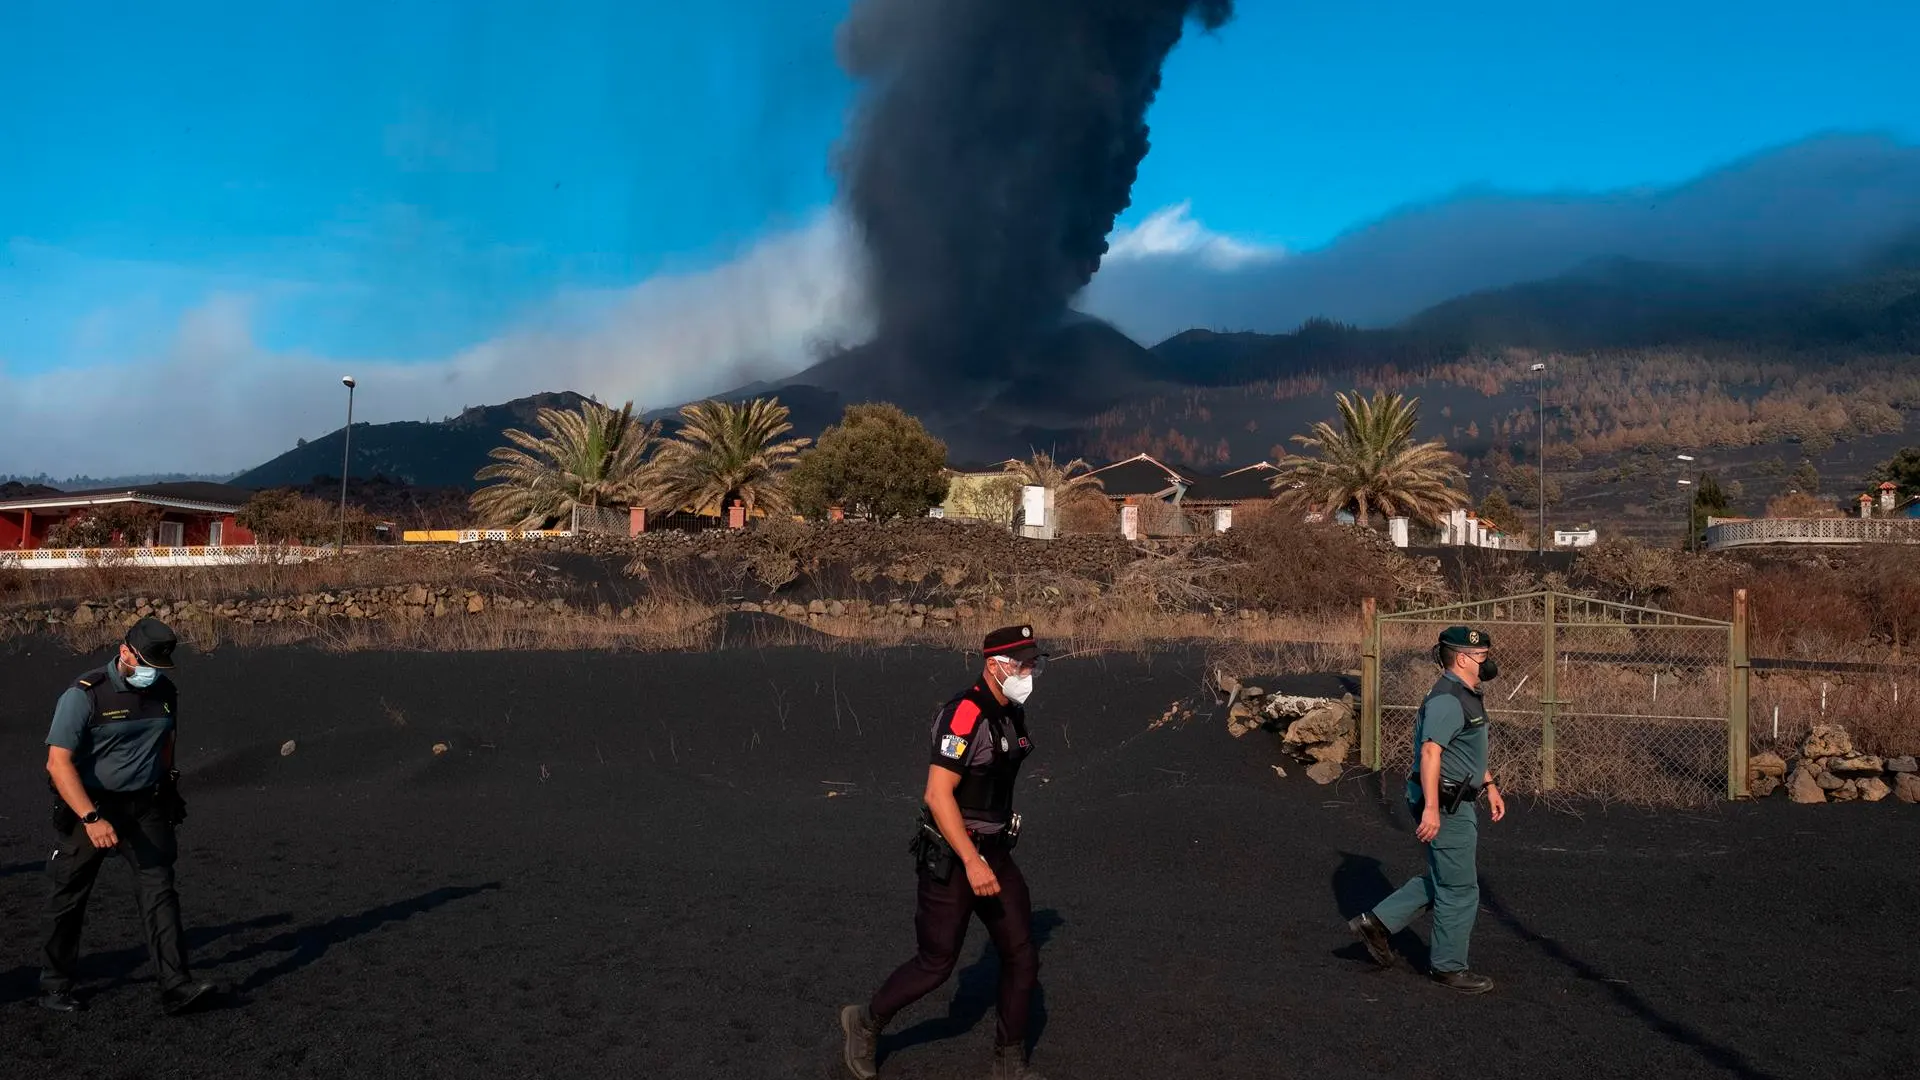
(1199, 507, 1405, 614)
(44, 503, 163, 548)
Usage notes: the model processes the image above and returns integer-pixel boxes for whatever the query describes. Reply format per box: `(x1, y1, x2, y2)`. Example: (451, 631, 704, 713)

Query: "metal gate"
(1360, 591, 1747, 805)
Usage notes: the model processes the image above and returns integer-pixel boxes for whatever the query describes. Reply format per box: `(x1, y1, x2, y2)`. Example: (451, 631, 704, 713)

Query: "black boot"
(839, 1003, 882, 1079)
(990, 1043, 1047, 1079)
(1348, 911, 1396, 968)
(1429, 968, 1495, 994)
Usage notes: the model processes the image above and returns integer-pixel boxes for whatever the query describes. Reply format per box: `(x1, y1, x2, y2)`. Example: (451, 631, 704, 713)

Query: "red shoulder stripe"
(949, 699, 981, 737)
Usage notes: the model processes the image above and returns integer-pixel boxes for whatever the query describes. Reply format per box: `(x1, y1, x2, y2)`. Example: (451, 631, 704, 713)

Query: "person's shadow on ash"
(881, 907, 1065, 1063)
(1331, 851, 1431, 972)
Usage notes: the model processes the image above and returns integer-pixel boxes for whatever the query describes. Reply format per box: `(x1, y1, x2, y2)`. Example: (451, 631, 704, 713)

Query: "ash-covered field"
(0, 639, 1912, 1079)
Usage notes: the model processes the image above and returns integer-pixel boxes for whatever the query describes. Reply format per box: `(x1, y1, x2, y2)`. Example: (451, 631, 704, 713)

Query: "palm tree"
(643, 397, 811, 519)
(470, 399, 659, 528)
(1271, 389, 1467, 527)
(1003, 451, 1104, 497)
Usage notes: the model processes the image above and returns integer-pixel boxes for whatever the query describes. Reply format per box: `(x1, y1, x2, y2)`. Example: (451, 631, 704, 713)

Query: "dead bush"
(1196, 511, 1405, 615)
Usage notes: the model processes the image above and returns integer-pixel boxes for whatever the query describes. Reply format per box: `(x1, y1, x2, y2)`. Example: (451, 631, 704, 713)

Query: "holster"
(909, 814, 958, 884)
(1412, 780, 1482, 816)
(47, 776, 78, 832)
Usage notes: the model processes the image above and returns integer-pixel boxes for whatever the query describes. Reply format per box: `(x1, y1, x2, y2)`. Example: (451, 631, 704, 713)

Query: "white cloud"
(0, 212, 869, 478)
(1104, 201, 1282, 270)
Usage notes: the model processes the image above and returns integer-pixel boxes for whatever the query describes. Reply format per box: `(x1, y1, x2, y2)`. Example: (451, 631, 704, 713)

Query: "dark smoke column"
(835, 0, 1234, 398)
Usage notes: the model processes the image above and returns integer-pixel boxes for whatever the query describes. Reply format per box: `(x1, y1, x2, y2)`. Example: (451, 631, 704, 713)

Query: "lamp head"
(342, 375, 356, 389)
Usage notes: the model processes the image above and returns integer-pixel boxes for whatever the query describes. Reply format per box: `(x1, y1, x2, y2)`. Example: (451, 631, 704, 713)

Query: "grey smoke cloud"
(1083, 134, 1920, 344)
(834, 0, 1234, 391)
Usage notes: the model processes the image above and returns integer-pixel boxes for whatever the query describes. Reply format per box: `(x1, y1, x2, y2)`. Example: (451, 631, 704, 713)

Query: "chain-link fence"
(569, 504, 632, 536)
(1362, 592, 1740, 806)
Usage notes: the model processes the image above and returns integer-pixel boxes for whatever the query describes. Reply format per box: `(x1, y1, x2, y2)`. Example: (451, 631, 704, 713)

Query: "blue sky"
(4, 0, 1919, 475)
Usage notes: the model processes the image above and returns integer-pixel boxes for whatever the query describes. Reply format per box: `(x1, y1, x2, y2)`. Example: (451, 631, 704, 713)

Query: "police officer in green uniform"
(1349, 624, 1507, 993)
(39, 617, 217, 1015)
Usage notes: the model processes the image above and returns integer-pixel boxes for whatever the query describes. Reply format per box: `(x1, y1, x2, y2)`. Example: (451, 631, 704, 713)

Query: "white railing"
(0, 544, 333, 570)
(1704, 517, 1920, 550)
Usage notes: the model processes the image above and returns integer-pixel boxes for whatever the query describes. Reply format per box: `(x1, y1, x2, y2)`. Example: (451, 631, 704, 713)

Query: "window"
(209, 520, 225, 546)
(157, 521, 184, 547)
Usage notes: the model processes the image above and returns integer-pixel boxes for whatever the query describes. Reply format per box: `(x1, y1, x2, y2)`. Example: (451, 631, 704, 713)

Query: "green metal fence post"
(1729, 588, 1751, 799)
(1360, 597, 1380, 769)
(1540, 592, 1559, 791)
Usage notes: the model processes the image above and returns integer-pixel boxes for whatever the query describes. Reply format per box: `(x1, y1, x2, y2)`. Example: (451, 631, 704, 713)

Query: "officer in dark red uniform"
(839, 625, 1049, 1080)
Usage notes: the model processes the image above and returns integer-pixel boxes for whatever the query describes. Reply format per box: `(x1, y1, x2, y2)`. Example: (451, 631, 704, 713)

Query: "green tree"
(1787, 459, 1822, 495)
(1272, 389, 1469, 527)
(1867, 446, 1920, 500)
(1476, 489, 1524, 538)
(45, 503, 164, 548)
(643, 397, 811, 520)
(786, 403, 950, 520)
(470, 399, 659, 528)
(1689, 473, 1732, 550)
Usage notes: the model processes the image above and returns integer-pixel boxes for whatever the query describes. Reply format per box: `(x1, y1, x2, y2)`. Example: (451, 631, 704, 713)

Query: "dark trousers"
(42, 791, 194, 995)
(869, 842, 1038, 1048)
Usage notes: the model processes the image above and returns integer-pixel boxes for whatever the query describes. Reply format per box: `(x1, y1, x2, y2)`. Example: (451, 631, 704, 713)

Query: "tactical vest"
(947, 694, 1033, 826)
(1416, 675, 1490, 784)
(71, 666, 176, 791)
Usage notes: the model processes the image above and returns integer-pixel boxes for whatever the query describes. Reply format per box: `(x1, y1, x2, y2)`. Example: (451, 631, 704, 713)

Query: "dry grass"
(0, 548, 524, 610)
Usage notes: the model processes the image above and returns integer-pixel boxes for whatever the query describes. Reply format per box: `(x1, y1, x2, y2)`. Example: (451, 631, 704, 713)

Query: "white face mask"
(127, 666, 159, 689)
(997, 663, 1034, 705)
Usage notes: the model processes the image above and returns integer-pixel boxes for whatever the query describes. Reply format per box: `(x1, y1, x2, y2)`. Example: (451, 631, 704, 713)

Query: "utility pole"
(1676, 453, 1696, 552)
(1532, 362, 1547, 551)
(338, 376, 356, 552)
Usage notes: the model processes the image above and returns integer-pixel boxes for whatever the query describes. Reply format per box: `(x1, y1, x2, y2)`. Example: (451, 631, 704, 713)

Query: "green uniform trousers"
(1371, 801, 1479, 972)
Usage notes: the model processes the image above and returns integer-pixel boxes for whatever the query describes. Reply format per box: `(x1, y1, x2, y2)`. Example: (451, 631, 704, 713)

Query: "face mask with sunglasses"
(994, 656, 1045, 704)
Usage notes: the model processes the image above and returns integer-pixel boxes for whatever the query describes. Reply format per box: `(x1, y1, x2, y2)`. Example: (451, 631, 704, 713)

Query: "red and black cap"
(125, 617, 178, 668)
(983, 624, 1042, 663)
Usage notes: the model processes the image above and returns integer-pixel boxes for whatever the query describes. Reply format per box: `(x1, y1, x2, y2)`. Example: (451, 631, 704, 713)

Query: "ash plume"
(834, 0, 1234, 395)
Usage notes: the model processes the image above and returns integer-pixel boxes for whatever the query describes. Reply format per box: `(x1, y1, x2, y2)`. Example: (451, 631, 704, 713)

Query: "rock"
(1281, 703, 1355, 751)
(930, 607, 957, 623)
(1306, 759, 1344, 785)
(1801, 724, 1853, 759)
(404, 585, 429, 605)
(827, 600, 846, 618)
(70, 605, 96, 626)
(906, 614, 926, 629)
(1895, 774, 1920, 804)
(1749, 751, 1788, 780)
(1307, 736, 1352, 764)
(344, 603, 366, 619)
(1750, 775, 1781, 798)
(1857, 777, 1891, 802)
(279, 740, 297, 757)
(808, 599, 828, 616)
(1815, 769, 1846, 791)
(1829, 754, 1885, 776)
(466, 593, 487, 614)
(1886, 756, 1917, 774)
(1786, 767, 1826, 804)
(431, 742, 451, 756)
(433, 600, 449, 618)
(1832, 780, 1861, 802)
(738, 602, 762, 613)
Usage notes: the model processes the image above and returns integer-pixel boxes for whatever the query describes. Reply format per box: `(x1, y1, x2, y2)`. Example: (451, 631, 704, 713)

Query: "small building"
(0, 482, 258, 550)
(1553, 528, 1600, 548)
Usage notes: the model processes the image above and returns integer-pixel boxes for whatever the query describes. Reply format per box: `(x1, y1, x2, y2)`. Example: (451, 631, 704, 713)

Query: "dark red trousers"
(868, 842, 1038, 1047)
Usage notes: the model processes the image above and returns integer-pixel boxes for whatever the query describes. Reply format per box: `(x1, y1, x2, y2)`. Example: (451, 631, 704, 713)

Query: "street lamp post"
(1675, 453, 1696, 552)
(338, 376, 356, 552)
(1532, 361, 1548, 551)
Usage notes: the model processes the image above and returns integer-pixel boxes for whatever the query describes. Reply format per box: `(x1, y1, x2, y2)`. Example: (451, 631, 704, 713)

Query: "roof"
(1087, 453, 1188, 498)
(1184, 462, 1280, 504)
(0, 481, 255, 514)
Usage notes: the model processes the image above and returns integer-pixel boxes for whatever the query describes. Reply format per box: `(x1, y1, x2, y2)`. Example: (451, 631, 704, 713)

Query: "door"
(157, 521, 185, 547)
(209, 520, 225, 547)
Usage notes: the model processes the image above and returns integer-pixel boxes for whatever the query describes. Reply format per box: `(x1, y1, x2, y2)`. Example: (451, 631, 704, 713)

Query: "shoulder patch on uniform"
(938, 734, 968, 760)
(949, 699, 982, 737)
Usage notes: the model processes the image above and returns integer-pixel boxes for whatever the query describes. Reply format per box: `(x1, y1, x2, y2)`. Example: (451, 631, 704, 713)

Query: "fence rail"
(1705, 516, 1920, 549)
(1362, 590, 1745, 806)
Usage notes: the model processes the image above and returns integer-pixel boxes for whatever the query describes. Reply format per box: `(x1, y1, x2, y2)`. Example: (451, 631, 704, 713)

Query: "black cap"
(983, 624, 1041, 663)
(125, 617, 178, 668)
(1438, 625, 1491, 649)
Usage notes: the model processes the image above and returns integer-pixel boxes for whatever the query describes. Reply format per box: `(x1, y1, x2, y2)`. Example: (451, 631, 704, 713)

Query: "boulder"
(1885, 756, 1917, 774)
(404, 585, 429, 605)
(1801, 724, 1852, 759)
(1832, 780, 1861, 802)
(1895, 774, 1920, 804)
(807, 600, 828, 616)
(1748, 751, 1788, 795)
(1856, 777, 1891, 803)
(1750, 774, 1781, 799)
(1281, 704, 1353, 750)
(1828, 754, 1885, 777)
(1305, 759, 1344, 785)
(1786, 768, 1826, 804)
(1306, 736, 1352, 765)
(1813, 768, 1846, 791)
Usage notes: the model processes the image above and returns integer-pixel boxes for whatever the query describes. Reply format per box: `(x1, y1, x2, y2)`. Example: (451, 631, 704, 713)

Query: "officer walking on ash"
(840, 625, 1049, 1080)
(39, 617, 217, 1015)
(1350, 624, 1507, 994)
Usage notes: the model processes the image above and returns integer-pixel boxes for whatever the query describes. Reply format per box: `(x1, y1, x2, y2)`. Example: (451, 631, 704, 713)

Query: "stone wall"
(1219, 673, 1358, 785)
(1755, 724, 1920, 804)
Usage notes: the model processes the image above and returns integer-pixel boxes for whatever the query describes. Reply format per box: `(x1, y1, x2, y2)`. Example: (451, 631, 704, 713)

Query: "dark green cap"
(1438, 625, 1491, 649)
